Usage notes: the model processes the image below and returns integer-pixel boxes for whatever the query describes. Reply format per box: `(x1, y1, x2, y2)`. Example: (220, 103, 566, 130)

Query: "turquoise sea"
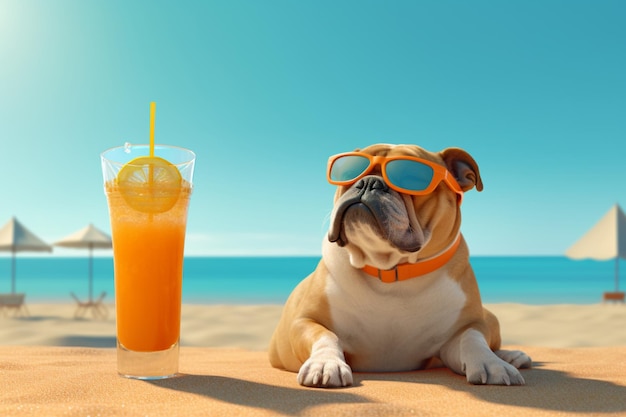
(0, 256, 621, 305)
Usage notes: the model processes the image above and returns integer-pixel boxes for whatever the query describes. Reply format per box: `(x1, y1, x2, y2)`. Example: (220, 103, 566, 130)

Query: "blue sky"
(1, 0, 625, 256)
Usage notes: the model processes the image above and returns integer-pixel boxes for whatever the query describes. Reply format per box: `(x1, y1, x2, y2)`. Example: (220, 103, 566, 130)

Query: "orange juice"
(106, 181, 191, 352)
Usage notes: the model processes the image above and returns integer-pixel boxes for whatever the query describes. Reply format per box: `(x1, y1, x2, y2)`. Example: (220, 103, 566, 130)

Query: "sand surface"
(2, 345, 625, 417)
(2, 302, 625, 416)
(1, 302, 625, 349)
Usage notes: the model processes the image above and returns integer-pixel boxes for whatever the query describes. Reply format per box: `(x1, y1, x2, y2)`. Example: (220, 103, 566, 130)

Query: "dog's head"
(326, 143, 482, 269)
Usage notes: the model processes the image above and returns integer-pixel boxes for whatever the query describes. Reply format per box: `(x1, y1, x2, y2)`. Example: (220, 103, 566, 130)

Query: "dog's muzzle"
(327, 175, 424, 252)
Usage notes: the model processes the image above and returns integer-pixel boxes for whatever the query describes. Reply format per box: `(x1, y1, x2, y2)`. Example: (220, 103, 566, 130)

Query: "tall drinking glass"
(101, 144, 195, 379)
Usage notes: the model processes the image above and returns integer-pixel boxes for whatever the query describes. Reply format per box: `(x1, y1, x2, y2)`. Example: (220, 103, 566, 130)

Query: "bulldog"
(269, 143, 531, 388)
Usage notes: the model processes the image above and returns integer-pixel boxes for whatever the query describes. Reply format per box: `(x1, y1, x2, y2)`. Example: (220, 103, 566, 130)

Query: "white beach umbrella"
(0, 217, 52, 293)
(54, 224, 112, 302)
(565, 204, 626, 292)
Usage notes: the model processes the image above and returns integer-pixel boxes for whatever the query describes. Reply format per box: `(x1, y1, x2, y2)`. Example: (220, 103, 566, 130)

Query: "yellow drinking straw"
(149, 102, 156, 157)
(148, 102, 156, 221)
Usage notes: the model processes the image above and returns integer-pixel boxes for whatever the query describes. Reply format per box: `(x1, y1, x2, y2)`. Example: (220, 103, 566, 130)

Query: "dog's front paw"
(495, 349, 532, 369)
(464, 355, 526, 385)
(297, 356, 353, 388)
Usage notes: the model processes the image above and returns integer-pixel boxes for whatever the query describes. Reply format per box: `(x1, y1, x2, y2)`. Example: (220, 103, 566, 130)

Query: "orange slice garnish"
(116, 156, 182, 213)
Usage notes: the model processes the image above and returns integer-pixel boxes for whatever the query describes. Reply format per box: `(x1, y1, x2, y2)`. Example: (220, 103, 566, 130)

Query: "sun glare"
(0, 2, 25, 51)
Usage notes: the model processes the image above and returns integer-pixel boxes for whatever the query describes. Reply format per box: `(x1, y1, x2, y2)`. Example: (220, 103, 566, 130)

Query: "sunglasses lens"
(386, 159, 434, 191)
(329, 155, 371, 182)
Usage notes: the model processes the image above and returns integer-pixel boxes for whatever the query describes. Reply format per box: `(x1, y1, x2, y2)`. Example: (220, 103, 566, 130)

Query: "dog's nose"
(356, 175, 388, 193)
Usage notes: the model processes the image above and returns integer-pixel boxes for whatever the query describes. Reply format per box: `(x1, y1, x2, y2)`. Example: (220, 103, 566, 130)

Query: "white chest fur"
(325, 264, 467, 372)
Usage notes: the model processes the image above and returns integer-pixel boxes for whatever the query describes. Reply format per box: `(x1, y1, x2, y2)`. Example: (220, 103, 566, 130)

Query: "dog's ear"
(440, 148, 483, 192)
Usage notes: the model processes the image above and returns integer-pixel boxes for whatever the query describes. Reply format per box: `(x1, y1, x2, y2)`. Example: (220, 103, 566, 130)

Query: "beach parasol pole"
(615, 257, 620, 292)
(89, 243, 94, 302)
(11, 247, 16, 293)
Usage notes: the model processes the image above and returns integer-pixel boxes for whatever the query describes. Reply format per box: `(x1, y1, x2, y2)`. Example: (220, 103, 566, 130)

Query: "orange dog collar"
(361, 234, 462, 283)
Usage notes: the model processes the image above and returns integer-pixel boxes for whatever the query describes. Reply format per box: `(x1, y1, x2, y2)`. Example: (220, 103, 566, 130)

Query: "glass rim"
(101, 144, 196, 165)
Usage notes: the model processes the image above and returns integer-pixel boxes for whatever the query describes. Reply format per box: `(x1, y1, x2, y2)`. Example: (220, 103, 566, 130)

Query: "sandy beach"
(2, 302, 625, 417)
(1, 302, 625, 349)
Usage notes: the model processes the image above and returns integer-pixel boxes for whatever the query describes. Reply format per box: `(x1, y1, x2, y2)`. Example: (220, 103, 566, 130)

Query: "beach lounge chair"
(70, 291, 109, 319)
(602, 291, 625, 303)
(0, 293, 29, 317)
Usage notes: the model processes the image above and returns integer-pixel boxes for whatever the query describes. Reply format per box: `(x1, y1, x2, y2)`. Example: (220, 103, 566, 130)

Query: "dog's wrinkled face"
(327, 144, 482, 269)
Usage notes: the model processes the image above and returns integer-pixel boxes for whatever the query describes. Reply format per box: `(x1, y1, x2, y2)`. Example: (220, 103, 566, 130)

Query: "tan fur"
(269, 261, 333, 371)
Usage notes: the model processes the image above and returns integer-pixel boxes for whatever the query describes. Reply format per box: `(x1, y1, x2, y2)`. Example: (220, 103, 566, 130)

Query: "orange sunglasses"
(327, 152, 464, 201)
